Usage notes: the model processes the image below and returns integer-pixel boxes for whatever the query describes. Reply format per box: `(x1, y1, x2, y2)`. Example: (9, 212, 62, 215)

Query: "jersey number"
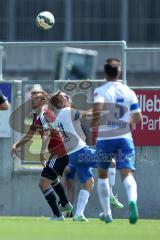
(58, 121, 69, 139)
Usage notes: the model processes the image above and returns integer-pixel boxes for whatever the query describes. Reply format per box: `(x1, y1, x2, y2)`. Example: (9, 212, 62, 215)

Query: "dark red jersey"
(30, 106, 67, 157)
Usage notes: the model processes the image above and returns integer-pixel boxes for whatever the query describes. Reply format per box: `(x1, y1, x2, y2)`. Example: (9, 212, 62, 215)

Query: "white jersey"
(93, 81, 141, 140)
(53, 107, 86, 154)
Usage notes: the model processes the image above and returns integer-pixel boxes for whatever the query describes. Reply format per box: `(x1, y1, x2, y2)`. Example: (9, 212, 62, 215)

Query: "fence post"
(65, 0, 72, 41)
(0, 46, 3, 80)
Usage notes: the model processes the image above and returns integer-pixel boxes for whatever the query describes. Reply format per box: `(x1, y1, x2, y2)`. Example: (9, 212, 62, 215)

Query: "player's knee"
(83, 177, 94, 192)
(39, 177, 52, 192)
(39, 178, 43, 189)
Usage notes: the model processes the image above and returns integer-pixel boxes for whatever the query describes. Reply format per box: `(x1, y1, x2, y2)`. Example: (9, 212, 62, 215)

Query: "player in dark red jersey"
(11, 86, 73, 220)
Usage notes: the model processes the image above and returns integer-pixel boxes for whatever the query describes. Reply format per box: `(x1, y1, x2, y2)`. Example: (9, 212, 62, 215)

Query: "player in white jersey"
(49, 91, 97, 221)
(91, 58, 142, 224)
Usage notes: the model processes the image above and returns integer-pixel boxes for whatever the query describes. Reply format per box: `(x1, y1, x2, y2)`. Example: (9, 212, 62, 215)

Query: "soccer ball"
(36, 11, 55, 30)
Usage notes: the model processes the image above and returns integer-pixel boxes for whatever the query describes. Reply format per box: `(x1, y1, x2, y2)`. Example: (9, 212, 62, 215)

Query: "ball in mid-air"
(36, 11, 55, 30)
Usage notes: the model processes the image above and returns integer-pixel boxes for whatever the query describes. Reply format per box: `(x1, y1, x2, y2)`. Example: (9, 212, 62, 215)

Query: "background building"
(0, 0, 160, 43)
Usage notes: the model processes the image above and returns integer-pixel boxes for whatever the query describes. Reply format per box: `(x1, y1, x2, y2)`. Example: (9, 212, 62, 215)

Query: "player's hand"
(11, 144, 17, 155)
(40, 153, 47, 167)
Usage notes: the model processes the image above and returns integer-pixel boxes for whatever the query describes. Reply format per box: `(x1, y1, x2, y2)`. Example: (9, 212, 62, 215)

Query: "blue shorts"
(68, 146, 97, 184)
(96, 138, 136, 171)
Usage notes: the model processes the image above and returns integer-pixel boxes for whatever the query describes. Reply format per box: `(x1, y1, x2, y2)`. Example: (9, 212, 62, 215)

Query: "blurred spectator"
(0, 89, 9, 110)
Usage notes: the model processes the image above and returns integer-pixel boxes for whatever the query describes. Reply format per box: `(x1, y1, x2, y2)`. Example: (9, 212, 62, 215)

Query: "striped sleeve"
(39, 114, 50, 130)
(41, 109, 55, 130)
(130, 91, 141, 113)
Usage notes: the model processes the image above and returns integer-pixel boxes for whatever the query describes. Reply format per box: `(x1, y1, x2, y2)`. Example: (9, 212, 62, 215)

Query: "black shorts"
(41, 155, 69, 181)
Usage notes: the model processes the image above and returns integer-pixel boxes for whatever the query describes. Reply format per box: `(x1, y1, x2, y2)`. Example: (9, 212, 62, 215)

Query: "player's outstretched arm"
(11, 128, 35, 155)
(80, 108, 93, 119)
(90, 102, 104, 128)
(70, 108, 93, 121)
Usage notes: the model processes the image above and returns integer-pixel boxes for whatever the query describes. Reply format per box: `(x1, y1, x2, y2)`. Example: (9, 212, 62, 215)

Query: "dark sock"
(52, 180, 68, 207)
(66, 211, 73, 218)
(43, 187, 62, 217)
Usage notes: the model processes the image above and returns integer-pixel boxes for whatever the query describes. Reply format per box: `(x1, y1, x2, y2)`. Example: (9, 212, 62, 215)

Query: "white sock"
(123, 175, 137, 203)
(108, 167, 116, 197)
(75, 189, 90, 216)
(97, 178, 111, 216)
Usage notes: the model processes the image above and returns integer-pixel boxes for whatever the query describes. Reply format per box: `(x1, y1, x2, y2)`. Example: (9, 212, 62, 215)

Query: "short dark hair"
(50, 91, 62, 109)
(104, 58, 121, 79)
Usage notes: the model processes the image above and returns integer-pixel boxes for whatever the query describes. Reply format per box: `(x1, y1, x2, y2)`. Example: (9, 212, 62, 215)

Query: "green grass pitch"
(0, 217, 160, 240)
